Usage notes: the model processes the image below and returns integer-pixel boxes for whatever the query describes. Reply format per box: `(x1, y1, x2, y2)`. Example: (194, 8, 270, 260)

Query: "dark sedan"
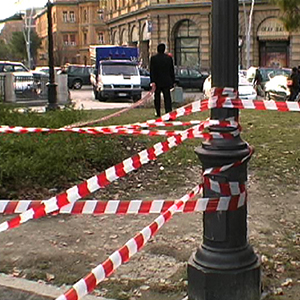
(175, 67, 209, 91)
(139, 68, 151, 90)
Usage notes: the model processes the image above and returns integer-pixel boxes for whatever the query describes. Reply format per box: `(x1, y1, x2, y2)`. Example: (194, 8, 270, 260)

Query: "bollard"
(187, 0, 261, 299)
(171, 86, 184, 103)
(4, 73, 16, 103)
(56, 73, 69, 104)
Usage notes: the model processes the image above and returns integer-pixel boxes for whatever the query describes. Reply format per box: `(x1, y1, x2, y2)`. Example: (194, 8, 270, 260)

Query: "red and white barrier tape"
(54, 145, 251, 300)
(0, 121, 241, 143)
(154, 96, 300, 125)
(1, 98, 296, 137)
(0, 124, 203, 233)
(0, 89, 252, 300)
(65, 87, 155, 129)
(0, 116, 245, 233)
(0, 119, 239, 138)
(55, 184, 201, 300)
(0, 192, 247, 215)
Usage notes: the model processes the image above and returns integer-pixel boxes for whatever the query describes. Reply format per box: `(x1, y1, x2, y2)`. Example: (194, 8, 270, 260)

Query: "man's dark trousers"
(154, 86, 172, 117)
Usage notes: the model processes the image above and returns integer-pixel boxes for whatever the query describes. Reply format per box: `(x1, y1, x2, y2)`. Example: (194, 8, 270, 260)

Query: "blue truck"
(89, 45, 142, 101)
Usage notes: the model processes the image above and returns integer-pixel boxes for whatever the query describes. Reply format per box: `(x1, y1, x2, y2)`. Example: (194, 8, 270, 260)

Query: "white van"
(90, 45, 142, 102)
(91, 60, 141, 102)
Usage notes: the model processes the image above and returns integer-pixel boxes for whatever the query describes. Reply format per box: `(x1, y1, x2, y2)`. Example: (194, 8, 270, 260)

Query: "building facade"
(105, 0, 300, 70)
(33, 0, 300, 70)
(35, 0, 108, 66)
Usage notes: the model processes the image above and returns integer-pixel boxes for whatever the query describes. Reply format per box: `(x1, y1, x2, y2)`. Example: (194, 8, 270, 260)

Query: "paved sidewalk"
(0, 273, 109, 300)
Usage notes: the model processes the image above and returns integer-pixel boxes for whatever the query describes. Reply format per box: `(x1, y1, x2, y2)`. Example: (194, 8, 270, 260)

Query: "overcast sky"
(0, 0, 48, 21)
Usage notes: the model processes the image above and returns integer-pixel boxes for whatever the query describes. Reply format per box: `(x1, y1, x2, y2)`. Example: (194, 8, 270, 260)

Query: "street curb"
(0, 273, 114, 300)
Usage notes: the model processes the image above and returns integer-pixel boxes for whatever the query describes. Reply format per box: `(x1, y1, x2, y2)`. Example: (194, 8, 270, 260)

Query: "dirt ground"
(0, 163, 300, 300)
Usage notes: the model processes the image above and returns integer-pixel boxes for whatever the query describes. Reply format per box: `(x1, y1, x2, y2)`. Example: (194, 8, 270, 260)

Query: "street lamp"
(187, 0, 261, 299)
(46, 0, 58, 110)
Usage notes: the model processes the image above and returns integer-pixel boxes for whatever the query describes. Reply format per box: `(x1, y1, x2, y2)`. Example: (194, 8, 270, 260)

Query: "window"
(84, 33, 87, 45)
(102, 64, 138, 76)
(3, 65, 13, 72)
(0, 63, 28, 72)
(189, 69, 201, 77)
(98, 32, 104, 44)
(83, 10, 88, 22)
(175, 20, 200, 67)
(70, 34, 76, 45)
(98, 10, 104, 20)
(63, 34, 68, 45)
(63, 11, 68, 22)
(53, 12, 56, 24)
(69, 11, 75, 23)
(14, 65, 28, 72)
(179, 69, 189, 77)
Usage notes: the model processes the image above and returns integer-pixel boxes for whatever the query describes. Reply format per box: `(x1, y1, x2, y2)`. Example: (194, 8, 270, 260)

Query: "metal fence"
(1, 73, 69, 104)
(14, 75, 48, 100)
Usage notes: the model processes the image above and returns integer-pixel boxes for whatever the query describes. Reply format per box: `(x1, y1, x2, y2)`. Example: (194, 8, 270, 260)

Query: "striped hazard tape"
(0, 192, 247, 215)
(65, 86, 155, 129)
(54, 149, 251, 300)
(0, 124, 201, 232)
(0, 118, 243, 233)
(0, 86, 266, 300)
(55, 184, 201, 300)
(0, 119, 239, 138)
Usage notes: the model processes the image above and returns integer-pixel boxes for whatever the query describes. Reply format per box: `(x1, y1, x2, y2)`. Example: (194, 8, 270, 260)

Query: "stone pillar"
(56, 74, 69, 105)
(4, 74, 16, 103)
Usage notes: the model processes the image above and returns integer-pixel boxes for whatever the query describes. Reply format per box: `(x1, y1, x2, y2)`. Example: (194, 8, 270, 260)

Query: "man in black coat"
(150, 43, 175, 117)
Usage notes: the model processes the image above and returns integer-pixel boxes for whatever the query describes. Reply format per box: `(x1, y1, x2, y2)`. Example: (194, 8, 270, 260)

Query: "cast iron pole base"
(188, 251, 261, 300)
(187, 140, 261, 300)
(46, 83, 58, 111)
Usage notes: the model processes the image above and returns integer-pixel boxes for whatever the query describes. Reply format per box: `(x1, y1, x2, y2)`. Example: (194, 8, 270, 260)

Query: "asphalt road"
(70, 86, 133, 110)
(69, 85, 202, 110)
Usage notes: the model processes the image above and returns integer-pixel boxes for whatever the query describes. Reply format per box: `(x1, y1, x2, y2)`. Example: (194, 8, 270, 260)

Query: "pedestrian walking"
(287, 67, 300, 101)
(150, 43, 175, 117)
(253, 68, 264, 98)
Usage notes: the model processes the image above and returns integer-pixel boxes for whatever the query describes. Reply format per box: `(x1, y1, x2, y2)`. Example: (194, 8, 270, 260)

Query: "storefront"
(257, 17, 290, 68)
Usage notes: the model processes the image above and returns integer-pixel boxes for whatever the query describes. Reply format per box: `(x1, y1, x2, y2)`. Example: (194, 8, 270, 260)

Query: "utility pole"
(187, 0, 261, 299)
(46, 0, 58, 110)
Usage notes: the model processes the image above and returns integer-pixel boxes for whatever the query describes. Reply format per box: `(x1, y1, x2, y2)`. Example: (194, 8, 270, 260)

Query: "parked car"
(66, 64, 93, 89)
(239, 69, 247, 78)
(0, 61, 35, 93)
(139, 68, 151, 90)
(264, 75, 291, 101)
(35, 66, 61, 75)
(247, 67, 291, 89)
(174, 67, 209, 91)
(203, 74, 257, 100)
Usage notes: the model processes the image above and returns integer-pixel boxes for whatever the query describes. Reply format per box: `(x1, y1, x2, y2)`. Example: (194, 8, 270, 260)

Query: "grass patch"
(1, 104, 300, 199)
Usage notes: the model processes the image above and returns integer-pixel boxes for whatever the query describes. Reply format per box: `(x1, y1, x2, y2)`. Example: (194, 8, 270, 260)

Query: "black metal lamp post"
(187, 1, 261, 299)
(46, 0, 58, 111)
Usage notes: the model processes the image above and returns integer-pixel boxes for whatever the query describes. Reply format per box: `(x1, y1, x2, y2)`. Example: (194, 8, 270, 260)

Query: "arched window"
(174, 20, 200, 67)
(120, 28, 128, 45)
